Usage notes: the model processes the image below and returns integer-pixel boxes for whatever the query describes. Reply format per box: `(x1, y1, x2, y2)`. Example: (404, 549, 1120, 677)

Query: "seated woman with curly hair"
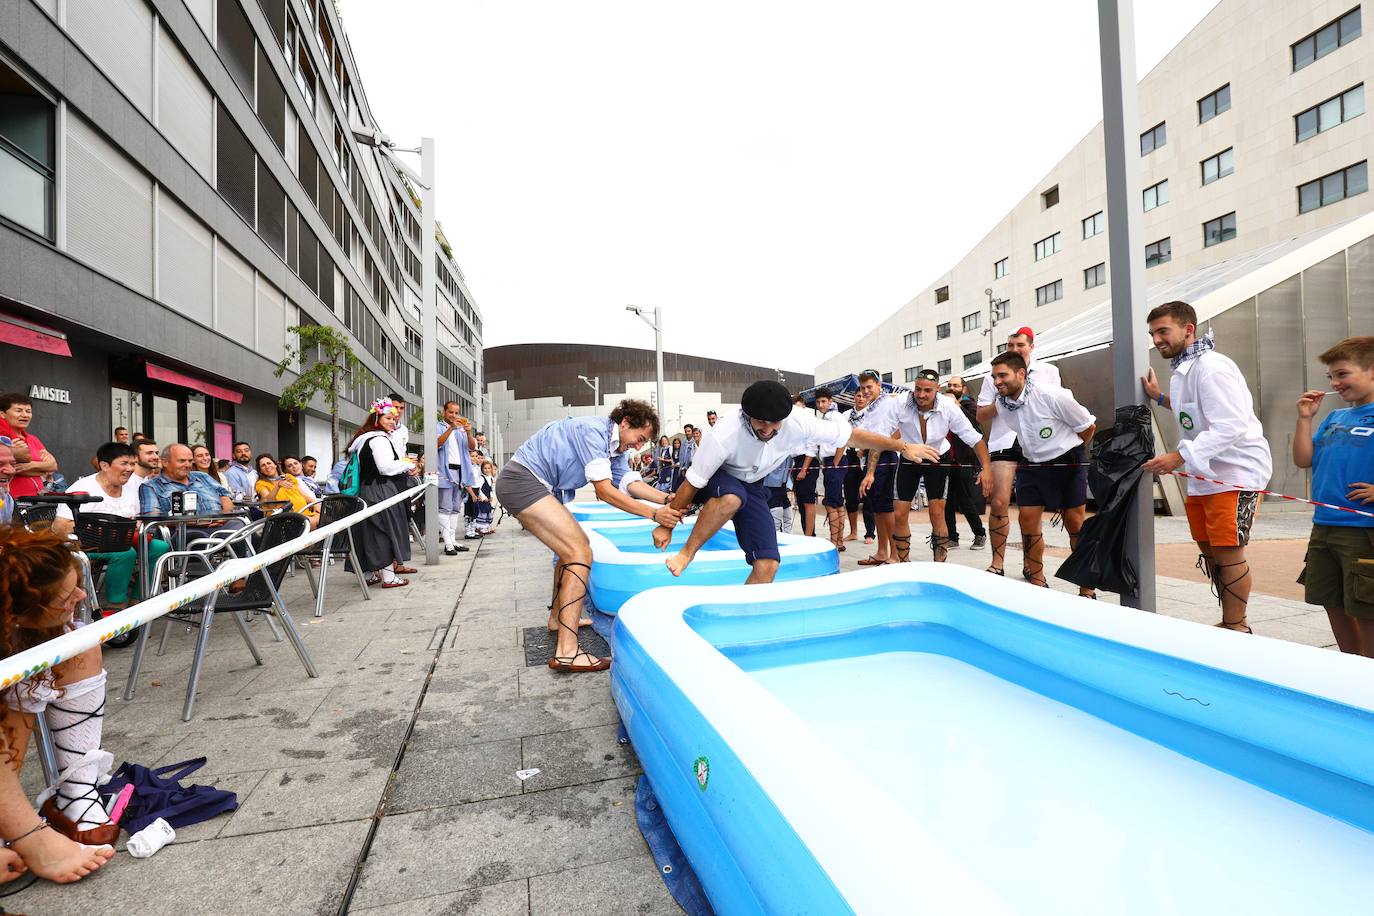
(0, 528, 116, 884)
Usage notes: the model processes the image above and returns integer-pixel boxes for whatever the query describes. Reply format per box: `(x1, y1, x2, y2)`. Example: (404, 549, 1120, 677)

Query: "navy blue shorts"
(865, 452, 897, 514)
(895, 456, 949, 502)
(1014, 447, 1088, 511)
(694, 469, 779, 564)
(821, 456, 847, 508)
(792, 457, 818, 504)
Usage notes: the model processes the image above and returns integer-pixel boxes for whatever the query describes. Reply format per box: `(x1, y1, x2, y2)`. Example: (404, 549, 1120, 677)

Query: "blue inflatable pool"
(612, 564, 1374, 915)
(584, 519, 838, 615)
(566, 499, 659, 522)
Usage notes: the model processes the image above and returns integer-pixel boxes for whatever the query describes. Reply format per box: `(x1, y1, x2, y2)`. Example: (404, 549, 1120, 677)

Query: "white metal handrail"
(0, 477, 438, 689)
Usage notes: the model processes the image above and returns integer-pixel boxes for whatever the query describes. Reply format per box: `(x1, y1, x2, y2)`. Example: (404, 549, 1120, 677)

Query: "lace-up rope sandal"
(987, 512, 1010, 574)
(40, 699, 117, 847)
(1212, 559, 1253, 634)
(892, 534, 912, 563)
(928, 533, 953, 563)
(547, 563, 609, 672)
(1021, 534, 1048, 588)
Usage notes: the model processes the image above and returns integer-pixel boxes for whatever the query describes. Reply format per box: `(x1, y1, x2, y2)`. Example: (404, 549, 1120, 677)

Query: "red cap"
(1013, 326, 1035, 342)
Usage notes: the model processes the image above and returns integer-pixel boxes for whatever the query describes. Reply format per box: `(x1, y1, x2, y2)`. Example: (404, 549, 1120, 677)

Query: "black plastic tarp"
(1055, 404, 1155, 597)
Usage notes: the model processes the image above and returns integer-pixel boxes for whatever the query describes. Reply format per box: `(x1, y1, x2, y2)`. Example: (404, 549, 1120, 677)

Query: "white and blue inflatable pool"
(566, 499, 660, 523)
(612, 563, 1374, 915)
(583, 518, 838, 615)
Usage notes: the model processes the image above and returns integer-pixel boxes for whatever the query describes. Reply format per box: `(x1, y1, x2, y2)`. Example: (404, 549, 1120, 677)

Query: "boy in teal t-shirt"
(1294, 335, 1374, 657)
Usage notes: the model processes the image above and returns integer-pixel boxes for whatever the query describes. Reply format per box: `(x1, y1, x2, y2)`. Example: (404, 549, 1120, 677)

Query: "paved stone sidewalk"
(6, 504, 1336, 914)
(8, 523, 675, 916)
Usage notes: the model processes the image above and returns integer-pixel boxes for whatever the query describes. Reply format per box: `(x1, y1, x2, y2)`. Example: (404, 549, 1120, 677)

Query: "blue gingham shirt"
(139, 471, 232, 516)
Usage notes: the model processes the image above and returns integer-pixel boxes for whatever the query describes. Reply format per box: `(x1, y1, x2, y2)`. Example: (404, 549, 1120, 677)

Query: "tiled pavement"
(6, 504, 1335, 914)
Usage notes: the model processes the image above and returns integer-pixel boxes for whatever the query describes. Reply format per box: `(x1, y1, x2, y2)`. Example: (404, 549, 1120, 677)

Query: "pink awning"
(146, 362, 244, 404)
(0, 316, 71, 357)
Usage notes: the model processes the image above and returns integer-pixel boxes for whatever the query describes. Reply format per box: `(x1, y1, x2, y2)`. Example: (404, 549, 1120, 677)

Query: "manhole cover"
(522, 625, 611, 667)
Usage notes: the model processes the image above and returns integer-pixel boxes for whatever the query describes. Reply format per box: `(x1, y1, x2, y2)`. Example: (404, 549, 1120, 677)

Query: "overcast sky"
(339, 1, 1217, 374)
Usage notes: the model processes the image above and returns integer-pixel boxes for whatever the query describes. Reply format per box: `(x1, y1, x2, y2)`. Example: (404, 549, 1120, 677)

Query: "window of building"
(881, 372, 893, 384)
(996, 343, 1009, 355)
(1292, 7, 1361, 72)
(1143, 179, 1169, 211)
(216, 107, 256, 227)
(904, 366, 920, 383)
(1084, 262, 1106, 289)
(1041, 185, 1059, 209)
(936, 322, 951, 340)
(993, 257, 1008, 279)
(1296, 84, 1365, 142)
(1140, 121, 1166, 156)
(1203, 212, 1237, 247)
(962, 311, 980, 332)
(1035, 279, 1063, 306)
(962, 350, 983, 371)
(0, 59, 56, 239)
(937, 358, 952, 376)
(295, 27, 317, 114)
(1082, 210, 1104, 239)
(1198, 84, 1231, 123)
(1145, 237, 1172, 268)
(935, 286, 949, 303)
(1201, 148, 1234, 185)
(1034, 231, 1062, 261)
(217, 0, 256, 101)
(903, 330, 923, 349)
(1298, 160, 1368, 213)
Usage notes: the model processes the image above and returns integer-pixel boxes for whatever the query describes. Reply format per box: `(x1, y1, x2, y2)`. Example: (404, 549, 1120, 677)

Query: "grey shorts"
(494, 460, 554, 516)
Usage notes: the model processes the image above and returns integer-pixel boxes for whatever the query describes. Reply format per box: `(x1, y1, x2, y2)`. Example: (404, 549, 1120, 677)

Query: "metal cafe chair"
(297, 495, 372, 618)
(123, 512, 319, 721)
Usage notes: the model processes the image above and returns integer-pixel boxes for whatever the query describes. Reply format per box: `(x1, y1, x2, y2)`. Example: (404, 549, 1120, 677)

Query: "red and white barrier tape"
(1166, 470, 1374, 520)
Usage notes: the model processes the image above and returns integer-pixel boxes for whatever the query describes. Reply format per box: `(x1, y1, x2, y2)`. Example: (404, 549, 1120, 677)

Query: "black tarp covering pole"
(1097, 0, 1157, 611)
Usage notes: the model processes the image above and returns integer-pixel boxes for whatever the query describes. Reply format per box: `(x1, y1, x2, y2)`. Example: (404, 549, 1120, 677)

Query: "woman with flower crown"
(346, 399, 419, 587)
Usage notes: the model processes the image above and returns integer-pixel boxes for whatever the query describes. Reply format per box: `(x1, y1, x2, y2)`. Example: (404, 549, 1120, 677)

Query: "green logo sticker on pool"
(693, 756, 710, 790)
(1038, 426, 1052, 439)
(1179, 412, 1194, 430)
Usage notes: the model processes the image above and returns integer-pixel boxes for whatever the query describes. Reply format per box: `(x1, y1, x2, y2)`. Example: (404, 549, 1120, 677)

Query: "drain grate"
(522, 625, 611, 667)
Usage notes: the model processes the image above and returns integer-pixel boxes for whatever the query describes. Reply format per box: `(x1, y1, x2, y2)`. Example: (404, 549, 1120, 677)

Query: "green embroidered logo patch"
(1038, 426, 1052, 439)
(1179, 412, 1195, 431)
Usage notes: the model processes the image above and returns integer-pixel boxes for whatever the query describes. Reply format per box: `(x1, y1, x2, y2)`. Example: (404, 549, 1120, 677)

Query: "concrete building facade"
(818, 0, 1372, 386)
(484, 343, 813, 465)
(0, 0, 481, 477)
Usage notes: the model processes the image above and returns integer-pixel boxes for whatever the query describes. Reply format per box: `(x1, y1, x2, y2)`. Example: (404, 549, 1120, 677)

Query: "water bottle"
(126, 818, 175, 858)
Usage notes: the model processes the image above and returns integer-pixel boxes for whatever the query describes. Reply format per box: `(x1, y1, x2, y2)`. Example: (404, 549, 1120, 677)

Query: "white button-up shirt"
(978, 359, 1063, 451)
(1168, 350, 1272, 495)
(687, 407, 852, 486)
(994, 383, 1095, 463)
(888, 393, 982, 457)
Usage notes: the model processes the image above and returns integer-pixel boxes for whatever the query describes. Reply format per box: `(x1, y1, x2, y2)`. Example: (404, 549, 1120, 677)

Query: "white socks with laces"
(43, 670, 113, 832)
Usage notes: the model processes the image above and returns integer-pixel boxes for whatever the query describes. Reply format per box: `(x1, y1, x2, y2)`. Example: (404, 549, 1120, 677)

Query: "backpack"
(339, 449, 362, 497)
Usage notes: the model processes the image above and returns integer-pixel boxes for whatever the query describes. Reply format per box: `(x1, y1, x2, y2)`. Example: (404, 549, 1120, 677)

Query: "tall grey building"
(0, 0, 482, 472)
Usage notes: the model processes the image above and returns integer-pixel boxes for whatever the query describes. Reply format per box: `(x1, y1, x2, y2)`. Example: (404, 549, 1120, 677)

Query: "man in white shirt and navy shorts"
(888, 369, 992, 562)
(977, 327, 1063, 577)
(1141, 300, 1272, 633)
(989, 351, 1097, 597)
(653, 381, 937, 584)
(855, 370, 901, 566)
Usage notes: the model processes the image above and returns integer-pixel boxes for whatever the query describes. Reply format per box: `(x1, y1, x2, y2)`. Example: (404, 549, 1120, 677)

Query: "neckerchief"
(997, 379, 1035, 412)
(1170, 329, 1216, 370)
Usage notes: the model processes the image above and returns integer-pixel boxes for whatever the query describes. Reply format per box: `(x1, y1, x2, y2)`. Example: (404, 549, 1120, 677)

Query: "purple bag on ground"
(103, 757, 238, 835)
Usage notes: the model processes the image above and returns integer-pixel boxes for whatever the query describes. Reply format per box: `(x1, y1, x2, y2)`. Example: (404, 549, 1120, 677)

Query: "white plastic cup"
(126, 818, 175, 858)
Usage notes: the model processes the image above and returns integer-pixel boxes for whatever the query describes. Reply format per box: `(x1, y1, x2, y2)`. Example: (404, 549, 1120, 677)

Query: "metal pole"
(654, 306, 664, 421)
(1097, 0, 1155, 611)
(419, 137, 440, 566)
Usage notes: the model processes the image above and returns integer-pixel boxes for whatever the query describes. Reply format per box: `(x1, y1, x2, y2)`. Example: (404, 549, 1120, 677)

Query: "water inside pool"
(597, 524, 741, 554)
(732, 622, 1374, 914)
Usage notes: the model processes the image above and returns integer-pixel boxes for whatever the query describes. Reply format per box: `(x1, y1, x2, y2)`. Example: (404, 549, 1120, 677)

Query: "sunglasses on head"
(860, 369, 881, 381)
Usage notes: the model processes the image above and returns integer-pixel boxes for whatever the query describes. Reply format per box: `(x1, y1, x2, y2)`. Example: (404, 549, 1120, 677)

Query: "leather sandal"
(1215, 619, 1252, 634)
(856, 556, 886, 566)
(548, 652, 611, 673)
(379, 578, 409, 588)
(39, 797, 119, 848)
(392, 565, 418, 575)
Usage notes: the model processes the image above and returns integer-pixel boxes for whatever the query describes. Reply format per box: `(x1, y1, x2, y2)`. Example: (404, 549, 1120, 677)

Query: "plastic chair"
(297, 495, 372, 618)
(122, 512, 319, 721)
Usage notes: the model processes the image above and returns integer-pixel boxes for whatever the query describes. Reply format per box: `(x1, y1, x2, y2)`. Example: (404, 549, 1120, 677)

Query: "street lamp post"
(626, 305, 664, 420)
(577, 374, 600, 409)
(352, 128, 440, 566)
(982, 287, 1003, 343)
(1097, 0, 1156, 611)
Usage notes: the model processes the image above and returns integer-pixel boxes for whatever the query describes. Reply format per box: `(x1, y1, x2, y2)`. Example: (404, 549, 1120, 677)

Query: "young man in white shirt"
(990, 352, 1096, 595)
(890, 369, 992, 562)
(815, 388, 851, 550)
(788, 396, 820, 538)
(855, 370, 901, 565)
(388, 393, 411, 455)
(976, 327, 1063, 578)
(1141, 300, 1272, 633)
(654, 381, 937, 584)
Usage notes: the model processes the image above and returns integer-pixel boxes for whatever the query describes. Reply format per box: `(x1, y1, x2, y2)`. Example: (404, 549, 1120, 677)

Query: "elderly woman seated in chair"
(0, 528, 118, 885)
